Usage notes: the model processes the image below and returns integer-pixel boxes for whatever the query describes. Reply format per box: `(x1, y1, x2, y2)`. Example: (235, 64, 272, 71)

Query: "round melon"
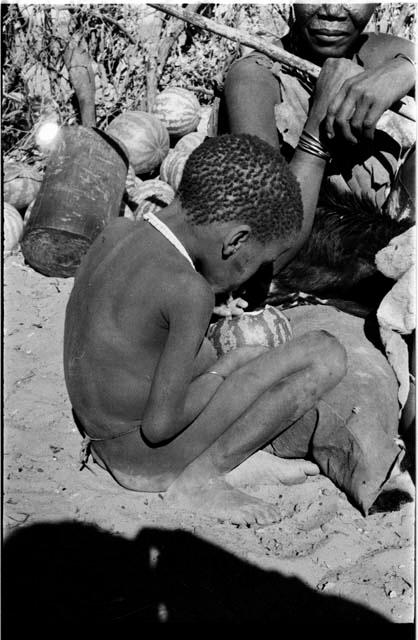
(105, 111, 170, 175)
(23, 199, 36, 225)
(152, 87, 200, 137)
(134, 199, 164, 220)
(174, 131, 205, 155)
(133, 179, 175, 221)
(197, 105, 213, 135)
(207, 305, 293, 357)
(125, 164, 144, 204)
(4, 162, 43, 212)
(160, 151, 188, 191)
(121, 202, 135, 220)
(4, 202, 24, 254)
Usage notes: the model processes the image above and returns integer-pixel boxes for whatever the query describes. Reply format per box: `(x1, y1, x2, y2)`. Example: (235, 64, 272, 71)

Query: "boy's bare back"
(64, 217, 216, 442)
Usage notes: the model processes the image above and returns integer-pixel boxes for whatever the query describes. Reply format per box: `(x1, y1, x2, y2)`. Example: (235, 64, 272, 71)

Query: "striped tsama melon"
(125, 164, 144, 204)
(4, 162, 43, 212)
(133, 179, 175, 220)
(4, 202, 24, 254)
(106, 111, 170, 175)
(121, 202, 135, 220)
(152, 87, 200, 137)
(23, 199, 36, 225)
(207, 305, 293, 357)
(197, 105, 213, 135)
(174, 131, 205, 156)
(160, 151, 188, 191)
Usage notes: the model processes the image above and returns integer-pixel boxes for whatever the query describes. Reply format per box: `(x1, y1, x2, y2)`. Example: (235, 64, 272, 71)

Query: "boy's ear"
(222, 225, 251, 259)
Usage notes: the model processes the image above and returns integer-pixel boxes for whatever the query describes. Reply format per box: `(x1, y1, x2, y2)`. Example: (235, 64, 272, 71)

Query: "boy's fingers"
(213, 305, 232, 317)
(228, 305, 245, 316)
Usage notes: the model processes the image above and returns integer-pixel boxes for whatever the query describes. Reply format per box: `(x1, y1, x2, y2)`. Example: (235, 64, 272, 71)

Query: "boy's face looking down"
(192, 220, 285, 295)
(293, 3, 378, 59)
(177, 133, 304, 292)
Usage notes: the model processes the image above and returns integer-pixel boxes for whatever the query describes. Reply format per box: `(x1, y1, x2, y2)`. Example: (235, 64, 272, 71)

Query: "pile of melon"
(3, 86, 212, 260)
(105, 86, 211, 221)
(3, 161, 43, 255)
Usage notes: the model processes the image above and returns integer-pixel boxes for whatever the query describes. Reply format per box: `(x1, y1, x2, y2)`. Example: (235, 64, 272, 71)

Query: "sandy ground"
(3, 249, 415, 629)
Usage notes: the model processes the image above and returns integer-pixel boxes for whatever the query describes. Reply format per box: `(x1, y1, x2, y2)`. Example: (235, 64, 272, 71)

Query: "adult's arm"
(281, 58, 366, 262)
(225, 54, 330, 264)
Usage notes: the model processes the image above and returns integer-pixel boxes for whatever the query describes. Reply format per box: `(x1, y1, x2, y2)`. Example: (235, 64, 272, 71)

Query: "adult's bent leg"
(224, 57, 281, 147)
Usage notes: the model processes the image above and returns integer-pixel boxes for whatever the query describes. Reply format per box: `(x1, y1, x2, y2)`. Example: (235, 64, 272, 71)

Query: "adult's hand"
(324, 55, 415, 144)
(305, 57, 364, 139)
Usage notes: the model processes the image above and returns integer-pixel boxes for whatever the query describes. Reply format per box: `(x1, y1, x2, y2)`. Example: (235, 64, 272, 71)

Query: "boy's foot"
(225, 450, 320, 487)
(165, 476, 283, 525)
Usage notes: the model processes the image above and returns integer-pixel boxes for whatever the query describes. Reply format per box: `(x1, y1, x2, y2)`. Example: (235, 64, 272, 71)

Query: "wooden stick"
(148, 3, 415, 122)
(89, 10, 137, 45)
(148, 3, 320, 79)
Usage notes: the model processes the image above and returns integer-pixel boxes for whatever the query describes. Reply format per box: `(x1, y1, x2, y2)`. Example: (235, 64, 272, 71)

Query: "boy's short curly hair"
(177, 134, 302, 243)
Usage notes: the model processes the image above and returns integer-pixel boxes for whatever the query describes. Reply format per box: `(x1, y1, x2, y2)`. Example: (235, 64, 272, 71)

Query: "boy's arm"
(141, 275, 215, 445)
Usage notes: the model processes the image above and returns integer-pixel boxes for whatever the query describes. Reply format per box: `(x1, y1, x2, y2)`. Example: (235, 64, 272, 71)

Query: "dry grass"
(1, 3, 415, 163)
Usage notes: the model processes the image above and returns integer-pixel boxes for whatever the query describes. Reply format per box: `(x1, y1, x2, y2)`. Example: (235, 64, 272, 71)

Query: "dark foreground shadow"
(2, 522, 413, 633)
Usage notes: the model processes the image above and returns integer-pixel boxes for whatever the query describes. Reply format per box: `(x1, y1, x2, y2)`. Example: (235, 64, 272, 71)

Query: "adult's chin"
(302, 30, 358, 60)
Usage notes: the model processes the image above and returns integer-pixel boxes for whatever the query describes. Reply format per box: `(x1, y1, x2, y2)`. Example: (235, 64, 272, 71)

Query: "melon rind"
(4, 162, 43, 211)
(106, 111, 170, 175)
(152, 87, 200, 137)
(160, 151, 188, 191)
(174, 131, 205, 155)
(133, 179, 175, 221)
(207, 305, 293, 357)
(4, 202, 24, 254)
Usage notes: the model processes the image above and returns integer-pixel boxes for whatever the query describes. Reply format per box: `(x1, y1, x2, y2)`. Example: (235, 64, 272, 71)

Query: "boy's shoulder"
(164, 266, 215, 314)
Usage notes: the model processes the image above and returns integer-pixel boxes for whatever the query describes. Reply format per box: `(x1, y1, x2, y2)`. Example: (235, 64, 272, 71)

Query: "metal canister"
(21, 126, 128, 277)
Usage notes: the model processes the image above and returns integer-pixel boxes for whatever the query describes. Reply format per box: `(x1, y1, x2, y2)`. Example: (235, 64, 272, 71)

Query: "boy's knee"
(309, 330, 347, 382)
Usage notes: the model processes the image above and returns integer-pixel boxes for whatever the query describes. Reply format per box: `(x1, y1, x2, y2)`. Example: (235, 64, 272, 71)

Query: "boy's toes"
(233, 502, 282, 527)
(259, 503, 282, 525)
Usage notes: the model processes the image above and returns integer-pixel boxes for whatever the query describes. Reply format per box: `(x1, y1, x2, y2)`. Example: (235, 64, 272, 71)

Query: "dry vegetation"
(1, 3, 416, 166)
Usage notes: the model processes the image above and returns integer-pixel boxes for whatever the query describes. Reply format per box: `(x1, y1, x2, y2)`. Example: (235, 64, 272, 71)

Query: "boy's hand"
(213, 295, 248, 318)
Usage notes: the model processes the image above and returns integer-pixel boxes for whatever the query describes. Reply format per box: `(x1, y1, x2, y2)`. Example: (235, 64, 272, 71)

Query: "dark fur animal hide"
(268, 195, 413, 311)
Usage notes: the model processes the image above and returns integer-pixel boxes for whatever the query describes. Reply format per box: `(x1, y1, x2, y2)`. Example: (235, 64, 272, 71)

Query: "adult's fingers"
(332, 92, 358, 144)
(361, 101, 383, 141)
(349, 94, 374, 139)
(325, 87, 348, 139)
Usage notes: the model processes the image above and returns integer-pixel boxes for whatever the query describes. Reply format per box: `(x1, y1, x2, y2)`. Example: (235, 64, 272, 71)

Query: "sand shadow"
(4, 520, 413, 634)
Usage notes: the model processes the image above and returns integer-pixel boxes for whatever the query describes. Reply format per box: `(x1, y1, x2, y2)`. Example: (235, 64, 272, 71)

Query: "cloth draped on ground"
(263, 305, 405, 515)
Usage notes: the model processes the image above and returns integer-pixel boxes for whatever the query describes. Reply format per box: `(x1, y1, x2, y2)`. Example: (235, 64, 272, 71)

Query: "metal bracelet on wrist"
(297, 129, 331, 162)
(394, 52, 416, 71)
